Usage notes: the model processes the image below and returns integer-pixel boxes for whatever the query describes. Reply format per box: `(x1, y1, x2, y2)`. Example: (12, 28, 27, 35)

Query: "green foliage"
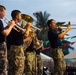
(62, 40, 74, 55)
(33, 11, 50, 28)
(33, 11, 74, 56)
(33, 11, 50, 41)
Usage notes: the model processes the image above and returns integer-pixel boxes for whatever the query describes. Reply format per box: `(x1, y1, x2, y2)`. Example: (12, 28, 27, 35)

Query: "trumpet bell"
(22, 14, 34, 23)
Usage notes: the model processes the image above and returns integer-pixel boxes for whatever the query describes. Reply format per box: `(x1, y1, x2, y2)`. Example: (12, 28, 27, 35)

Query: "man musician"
(0, 5, 15, 75)
(6, 10, 32, 75)
(47, 19, 71, 75)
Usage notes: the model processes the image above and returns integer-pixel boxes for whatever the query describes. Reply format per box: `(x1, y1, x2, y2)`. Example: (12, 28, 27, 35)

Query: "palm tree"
(33, 11, 50, 41)
(33, 11, 74, 56)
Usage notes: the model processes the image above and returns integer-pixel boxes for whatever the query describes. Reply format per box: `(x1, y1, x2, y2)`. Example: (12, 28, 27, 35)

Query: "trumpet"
(4, 17, 25, 33)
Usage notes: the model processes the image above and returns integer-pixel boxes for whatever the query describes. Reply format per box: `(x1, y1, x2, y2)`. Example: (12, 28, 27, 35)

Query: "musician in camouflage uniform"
(36, 48, 43, 75)
(7, 10, 32, 75)
(0, 5, 15, 75)
(34, 34, 43, 75)
(23, 31, 43, 75)
(24, 43, 36, 75)
(47, 19, 71, 75)
(23, 31, 37, 75)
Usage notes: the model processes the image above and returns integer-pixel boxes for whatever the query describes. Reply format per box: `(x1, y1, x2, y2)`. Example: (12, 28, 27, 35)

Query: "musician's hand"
(26, 22, 32, 29)
(24, 23, 32, 37)
(9, 20, 15, 27)
(58, 26, 62, 29)
(66, 25, 71, 31)
(35, 41, 40, 47)
(57, 26, 62, 31)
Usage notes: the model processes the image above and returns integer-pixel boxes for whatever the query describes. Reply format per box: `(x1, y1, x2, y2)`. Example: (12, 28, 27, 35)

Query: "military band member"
(23, 30, 43, 75)
(47, 19, 71, 75)
(7, 10, 32, 75)
(36, 47, 43, 75)
(0, 5, 15, 75)
(23, 31, 37, 75)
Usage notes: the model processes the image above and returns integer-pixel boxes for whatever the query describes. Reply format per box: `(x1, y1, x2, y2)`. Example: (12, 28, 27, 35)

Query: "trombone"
(57, 22, 76, 29)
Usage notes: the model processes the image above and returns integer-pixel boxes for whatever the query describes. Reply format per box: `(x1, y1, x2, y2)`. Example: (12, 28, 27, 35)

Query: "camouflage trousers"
(52, 48, 66, 75)
(8, 45, 24, 75)
(0, 42, 8, 75)
(24, 51, 36, 75)
(36, 54, 43, 75)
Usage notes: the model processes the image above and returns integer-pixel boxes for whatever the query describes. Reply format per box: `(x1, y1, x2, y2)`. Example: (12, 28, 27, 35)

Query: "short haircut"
(0, 5, 6, 11)
(47, 19, 54, 27)
(11, 10, 21, 19)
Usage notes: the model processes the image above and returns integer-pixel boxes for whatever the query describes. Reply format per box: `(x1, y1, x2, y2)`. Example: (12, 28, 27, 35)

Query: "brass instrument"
(57, 21, 76, 29)
(4, 17, 25, 33)
(22, 14, 34, 23)
(22, 14, 43, 50)
(21, 14, 42, 31)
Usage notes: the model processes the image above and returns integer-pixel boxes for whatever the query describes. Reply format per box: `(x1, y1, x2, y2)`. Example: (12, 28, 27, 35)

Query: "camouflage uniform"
(36, 53, 43, 75)
(8, 45, 24, 75)
(24, 31, 43, 75)
(23, 31, 38, 75)
(24, 50, 36, 75)
(52, 48, 66, 75)
(0, 42, 8, 75)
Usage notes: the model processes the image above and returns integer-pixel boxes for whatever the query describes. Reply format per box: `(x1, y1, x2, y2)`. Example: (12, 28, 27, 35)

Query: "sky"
(1, 0, 76, 23)
(1, 0, 76, 52)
